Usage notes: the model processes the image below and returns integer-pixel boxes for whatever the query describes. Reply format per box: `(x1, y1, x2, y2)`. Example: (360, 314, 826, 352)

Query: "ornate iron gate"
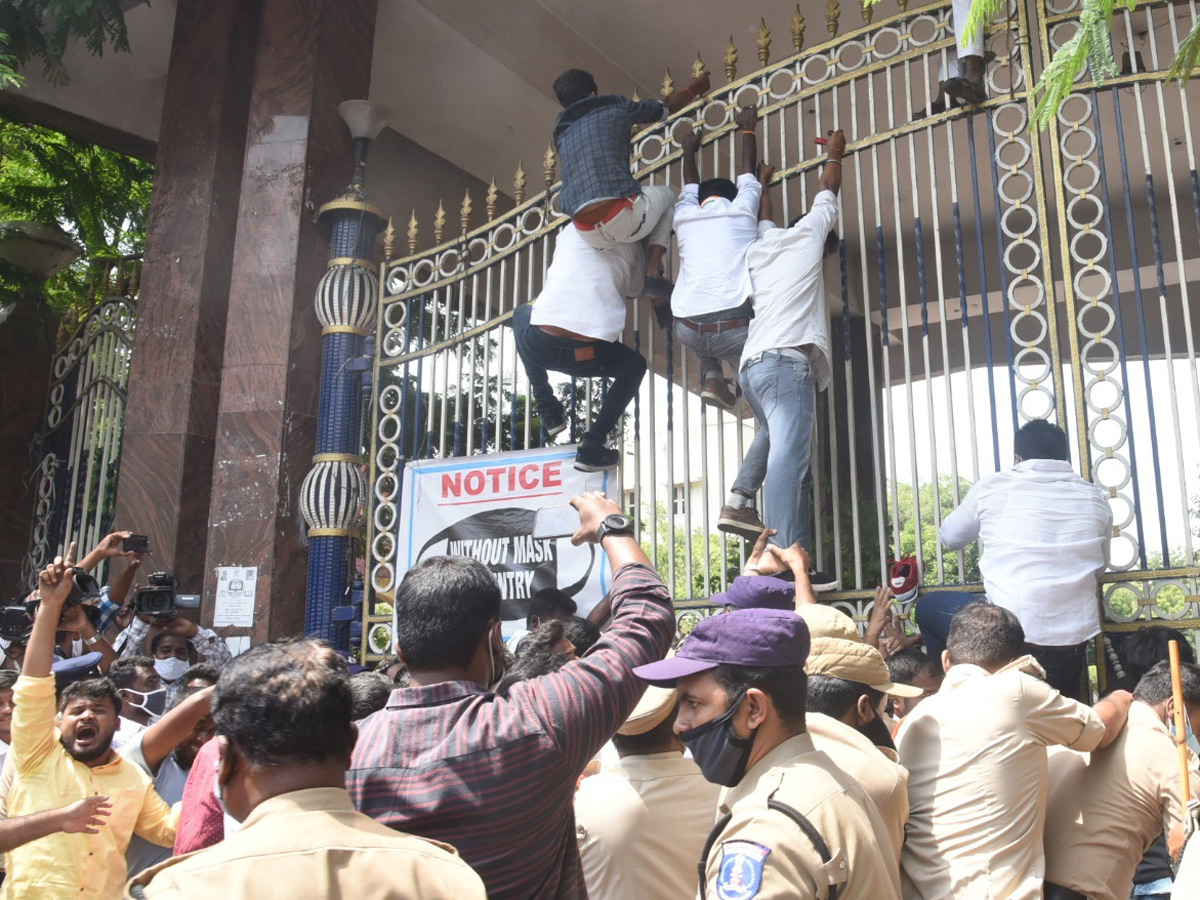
(362, 0, 1200, 659)
(23, 275, 139, 587)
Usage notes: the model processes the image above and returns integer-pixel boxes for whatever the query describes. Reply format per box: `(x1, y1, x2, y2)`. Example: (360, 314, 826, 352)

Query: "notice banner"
(396, 446, 613, 626)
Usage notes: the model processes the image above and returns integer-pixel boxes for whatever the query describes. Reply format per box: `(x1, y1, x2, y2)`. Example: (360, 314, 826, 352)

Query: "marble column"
(202, 0, 378, 643)
(113, 0, 262, 592)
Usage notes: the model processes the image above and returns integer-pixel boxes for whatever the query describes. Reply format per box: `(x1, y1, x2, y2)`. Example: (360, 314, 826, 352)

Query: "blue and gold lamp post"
(301, 100, 392, 645)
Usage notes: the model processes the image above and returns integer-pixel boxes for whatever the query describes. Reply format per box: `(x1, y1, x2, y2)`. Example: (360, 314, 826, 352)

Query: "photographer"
(7, 544, 176, 899)
(115, 588, 233, 707)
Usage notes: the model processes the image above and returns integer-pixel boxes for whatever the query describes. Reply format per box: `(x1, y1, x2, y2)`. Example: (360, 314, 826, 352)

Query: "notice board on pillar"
(395, 446, 613, 629)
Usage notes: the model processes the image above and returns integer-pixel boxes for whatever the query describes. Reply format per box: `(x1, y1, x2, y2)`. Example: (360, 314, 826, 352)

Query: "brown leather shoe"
(717, 505, 766, 539)
(701, 377, 737, 411)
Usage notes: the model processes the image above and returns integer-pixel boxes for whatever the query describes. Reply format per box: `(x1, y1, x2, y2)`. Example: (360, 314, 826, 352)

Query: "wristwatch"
(595, 514, 634, 545)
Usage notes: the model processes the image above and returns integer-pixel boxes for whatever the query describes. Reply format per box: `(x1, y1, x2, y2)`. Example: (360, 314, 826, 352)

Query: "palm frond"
(1166, 18, 1200, 85)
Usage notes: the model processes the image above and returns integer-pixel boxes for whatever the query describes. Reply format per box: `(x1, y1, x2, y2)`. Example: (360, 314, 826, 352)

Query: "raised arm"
(734, 105, 758, 177)
(664, 70, 710, 114)
(27, 546, 77, 678)
(757, 162, 776, 224)
(77, 531, 135, 574)
(819, 129, 845, 196)
(518, 492, 674, 774)
(681, 128, 702, 186)
(135, 686, 215, 773)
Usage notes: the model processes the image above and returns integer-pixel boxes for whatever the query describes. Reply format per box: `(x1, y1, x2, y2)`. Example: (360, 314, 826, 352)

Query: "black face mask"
(859, 707, 896, 752)
(679, 693, 758, 787)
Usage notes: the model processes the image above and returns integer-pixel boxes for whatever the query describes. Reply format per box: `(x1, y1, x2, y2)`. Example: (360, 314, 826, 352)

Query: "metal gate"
(22, 263, 140, 587)
(362, 0, 1200, 659)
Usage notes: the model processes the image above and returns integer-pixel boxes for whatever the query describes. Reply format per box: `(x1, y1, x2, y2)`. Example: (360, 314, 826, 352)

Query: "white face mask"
(154, 656, 188, 682)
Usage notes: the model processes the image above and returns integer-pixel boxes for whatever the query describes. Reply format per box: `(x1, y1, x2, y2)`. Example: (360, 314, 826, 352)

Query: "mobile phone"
(532, 505, 580, 539)
(123, 534, 150, 553)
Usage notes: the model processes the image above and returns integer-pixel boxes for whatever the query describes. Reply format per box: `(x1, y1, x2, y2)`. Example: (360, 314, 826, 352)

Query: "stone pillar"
(202, 0, 378, 643)
(113, 0, 263, 592)
(0, 299, 57, 590)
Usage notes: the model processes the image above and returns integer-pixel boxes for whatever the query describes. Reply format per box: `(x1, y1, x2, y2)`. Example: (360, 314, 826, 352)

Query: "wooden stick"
(1169, 639, 1190, 842)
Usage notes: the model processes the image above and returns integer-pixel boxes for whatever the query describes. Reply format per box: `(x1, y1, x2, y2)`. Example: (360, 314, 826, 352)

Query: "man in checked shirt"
(551, 66, 710, 311)
(346, 491, 674, 900)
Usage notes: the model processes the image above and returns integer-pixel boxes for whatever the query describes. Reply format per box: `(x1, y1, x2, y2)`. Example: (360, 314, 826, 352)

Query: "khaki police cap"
(796, 603, 861, 641)
(806, 636, 923, 698)
(618, 684, 679, 735)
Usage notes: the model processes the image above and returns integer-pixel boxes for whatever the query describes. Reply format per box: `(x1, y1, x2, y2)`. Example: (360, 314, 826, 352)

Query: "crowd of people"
(0, 39, 1195, 900)
(0, 468, 1196, 899)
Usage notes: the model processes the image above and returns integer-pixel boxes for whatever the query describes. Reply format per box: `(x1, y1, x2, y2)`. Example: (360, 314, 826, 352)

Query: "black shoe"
(942, 76, 987, 106)
(574, 442, 620, 472)
(541, 399, 567, 438)
(808, 569, 840, 592)
(642, 275, 674, 303)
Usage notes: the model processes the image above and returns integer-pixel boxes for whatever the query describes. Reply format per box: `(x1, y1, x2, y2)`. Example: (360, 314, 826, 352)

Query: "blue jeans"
(913, 590, 979, 662)
(673, 319, 749, 381)
(732, 351, 815, 550)
(512, 304, 647, 445)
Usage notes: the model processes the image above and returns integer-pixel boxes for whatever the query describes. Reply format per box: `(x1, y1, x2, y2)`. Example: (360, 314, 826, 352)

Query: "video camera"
(0, 595, 33, 643)
(132, 572, 201, 620)
(133, 572, 179, 619)
(23, 567, 103, 624)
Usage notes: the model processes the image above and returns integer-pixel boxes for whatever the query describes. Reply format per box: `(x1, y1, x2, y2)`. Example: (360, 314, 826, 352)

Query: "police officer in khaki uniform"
(575, 682, 721, 900)
(634, 607, 902, 900)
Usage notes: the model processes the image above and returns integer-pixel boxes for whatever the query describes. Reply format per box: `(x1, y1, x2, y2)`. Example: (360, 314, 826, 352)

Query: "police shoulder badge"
(716, 840, 771, 900)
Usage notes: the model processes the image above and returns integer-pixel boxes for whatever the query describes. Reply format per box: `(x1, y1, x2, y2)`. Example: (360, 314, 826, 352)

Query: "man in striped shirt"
(346, 492, 674, 899)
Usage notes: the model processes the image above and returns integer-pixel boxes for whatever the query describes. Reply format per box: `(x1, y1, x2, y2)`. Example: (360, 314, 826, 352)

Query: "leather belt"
(573, 197, 635, 230)
(677, 317, 750, 334)
(743, 347, 809, 367)
(536, 324, 593, 342)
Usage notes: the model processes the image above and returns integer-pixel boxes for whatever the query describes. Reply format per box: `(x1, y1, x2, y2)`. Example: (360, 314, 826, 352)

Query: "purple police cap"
(633, 608, 811, 686)
(709, 575, 795, 611)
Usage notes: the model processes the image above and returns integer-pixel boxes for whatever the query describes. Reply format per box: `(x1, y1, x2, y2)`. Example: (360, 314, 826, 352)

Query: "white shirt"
(112, 714, 147, 751)
(530, 224, 643, 343)
(671, 173, 762, 317)
(939, 459, 1112, 645)
(739, 190, 839, 390)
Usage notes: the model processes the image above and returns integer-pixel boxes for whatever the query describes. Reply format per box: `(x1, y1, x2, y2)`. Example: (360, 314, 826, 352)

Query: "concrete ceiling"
(3, 0, 841, 187)
(376, 0, 838, 187)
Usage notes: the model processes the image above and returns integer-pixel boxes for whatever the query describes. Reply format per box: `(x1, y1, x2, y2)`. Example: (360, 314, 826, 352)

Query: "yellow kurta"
(2, 675, 176, 900)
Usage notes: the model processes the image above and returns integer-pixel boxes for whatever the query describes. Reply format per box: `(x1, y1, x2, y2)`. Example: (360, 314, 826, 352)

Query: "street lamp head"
(337, 100, 393, 195)
(337, 100, 393, 142)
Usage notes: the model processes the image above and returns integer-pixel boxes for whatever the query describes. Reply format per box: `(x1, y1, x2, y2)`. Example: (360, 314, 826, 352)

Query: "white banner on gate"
(395, 446, 613, 629)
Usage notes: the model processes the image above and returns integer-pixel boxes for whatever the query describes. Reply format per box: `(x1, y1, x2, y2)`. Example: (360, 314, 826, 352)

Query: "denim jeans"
(913, 590, 980, 662)
(512, 304, 647, 445)
(732, 351, 815, 550)
(673, 319, 749, 381)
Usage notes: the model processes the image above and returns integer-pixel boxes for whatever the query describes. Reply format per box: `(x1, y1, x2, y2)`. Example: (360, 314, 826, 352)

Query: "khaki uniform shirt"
(807, 713, 909, 862)
(700, 733, 902, 900)
(126, 787, 486, 899)
(575, 751, 721, 900)
(896, 656, 1106, 900)
(1043, 700, 1200, 900)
